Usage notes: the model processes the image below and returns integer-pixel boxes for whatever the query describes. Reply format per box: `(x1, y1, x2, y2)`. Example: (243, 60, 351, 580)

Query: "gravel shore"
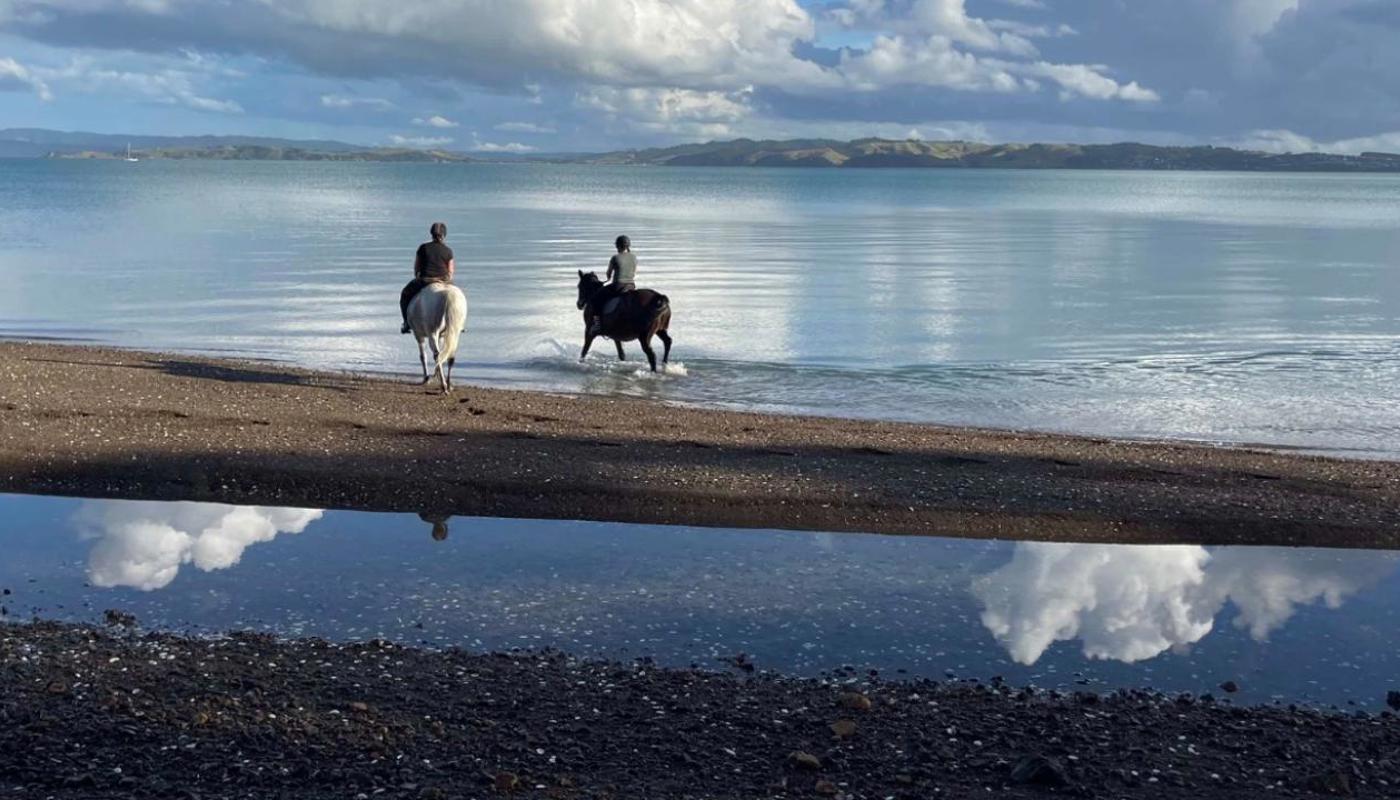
(1, 341, 1398, 547)
(3, 621, 1397, 799)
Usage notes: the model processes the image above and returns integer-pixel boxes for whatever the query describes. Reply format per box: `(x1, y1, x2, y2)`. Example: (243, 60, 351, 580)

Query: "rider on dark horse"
(400, 222, 455, 334)
(588, 235, 637, 336)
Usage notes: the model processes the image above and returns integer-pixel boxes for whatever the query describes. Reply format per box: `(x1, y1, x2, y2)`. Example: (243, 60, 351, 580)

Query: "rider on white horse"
(400, 221, 468, 394)
(401, 222, 455, 334)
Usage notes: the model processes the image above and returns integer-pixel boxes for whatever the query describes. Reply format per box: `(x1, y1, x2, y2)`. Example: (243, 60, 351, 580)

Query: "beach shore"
(2, 621, 1396, 799)
(1, 341, 1397, 548)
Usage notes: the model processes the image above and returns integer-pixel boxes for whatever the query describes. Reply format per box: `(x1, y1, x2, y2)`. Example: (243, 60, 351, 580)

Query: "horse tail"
(435, 287, 468, 371)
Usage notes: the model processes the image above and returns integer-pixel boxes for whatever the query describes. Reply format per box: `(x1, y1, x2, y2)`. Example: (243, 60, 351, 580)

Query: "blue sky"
(1, 1, 1397, 153)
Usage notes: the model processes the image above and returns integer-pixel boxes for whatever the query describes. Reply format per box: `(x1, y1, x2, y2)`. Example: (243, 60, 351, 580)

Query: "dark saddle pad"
(599, 290, 635, 319)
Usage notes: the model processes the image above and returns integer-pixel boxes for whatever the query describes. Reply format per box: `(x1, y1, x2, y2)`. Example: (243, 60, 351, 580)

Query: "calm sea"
(2, 160, 1397, 456)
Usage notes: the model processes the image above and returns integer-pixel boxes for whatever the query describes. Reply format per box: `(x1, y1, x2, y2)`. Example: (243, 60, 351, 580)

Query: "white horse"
(407, 283, 468, 394)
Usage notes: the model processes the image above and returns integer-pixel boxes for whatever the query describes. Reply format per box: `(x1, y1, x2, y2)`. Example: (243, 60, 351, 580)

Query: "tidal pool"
(1, 492, 1396, 708)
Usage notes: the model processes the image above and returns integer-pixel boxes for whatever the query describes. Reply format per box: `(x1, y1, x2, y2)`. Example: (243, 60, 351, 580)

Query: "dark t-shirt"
(416, 241, 454, 280)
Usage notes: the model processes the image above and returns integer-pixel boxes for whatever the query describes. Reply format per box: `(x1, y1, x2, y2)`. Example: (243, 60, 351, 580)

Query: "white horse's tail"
(434, 286, 468, 375)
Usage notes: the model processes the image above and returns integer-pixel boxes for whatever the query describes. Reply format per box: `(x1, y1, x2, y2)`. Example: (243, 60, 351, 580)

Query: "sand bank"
(1, 341, 1396, 547)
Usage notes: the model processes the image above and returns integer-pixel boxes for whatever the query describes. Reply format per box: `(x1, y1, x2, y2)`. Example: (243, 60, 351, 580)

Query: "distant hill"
(0, 128, 370, 156)
(56, 145, 471, 163)
(581, 137, 1400, 172)
(0, 128, 474, 163)
(7, 129, 1400, 171)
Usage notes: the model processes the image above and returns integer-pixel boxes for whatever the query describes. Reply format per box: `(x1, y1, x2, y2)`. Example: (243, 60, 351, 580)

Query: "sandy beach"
(1, 341, 1396, 547)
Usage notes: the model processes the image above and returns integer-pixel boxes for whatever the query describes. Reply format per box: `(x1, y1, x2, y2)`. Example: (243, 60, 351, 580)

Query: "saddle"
(597, 287, 635, 321)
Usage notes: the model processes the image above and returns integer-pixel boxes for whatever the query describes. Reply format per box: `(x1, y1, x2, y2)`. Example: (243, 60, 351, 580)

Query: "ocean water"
(1, 160, 1397, 456)
(3, 492, 1397, 708)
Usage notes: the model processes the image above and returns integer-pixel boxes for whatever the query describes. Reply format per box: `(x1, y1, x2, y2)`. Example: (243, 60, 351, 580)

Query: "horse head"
(576, 270, 604, 310)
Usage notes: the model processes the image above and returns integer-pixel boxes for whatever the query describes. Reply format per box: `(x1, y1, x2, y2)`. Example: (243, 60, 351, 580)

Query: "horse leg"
(445, 357, 455, 394)
(615, 339, 626, 361)
(427, 336, 443, 390)
(580, 326, 597, 362)
(640, 334, 658, 372)
(416, 338, 430, 384)
(657, 329, 672, 364)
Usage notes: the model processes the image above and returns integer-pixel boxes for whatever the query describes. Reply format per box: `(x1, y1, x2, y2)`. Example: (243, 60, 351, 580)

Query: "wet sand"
(2, 621, 1396, 799)
(1, 341, 1397, 548)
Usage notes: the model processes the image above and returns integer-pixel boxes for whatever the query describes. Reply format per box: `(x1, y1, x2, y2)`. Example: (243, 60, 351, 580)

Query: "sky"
(0, 0, 1397, 154)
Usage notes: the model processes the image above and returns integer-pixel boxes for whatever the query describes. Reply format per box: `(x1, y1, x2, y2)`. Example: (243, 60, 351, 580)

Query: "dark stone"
(728, 653, 755, 672)
(1010, 755, 1070, 787)
(1303, 769, 1353, 797)
(838, 692, 872, 712)
(103, 609, 137, 627)
(1220, 681, 1240, 693)
(1386, 691, 1400, 711)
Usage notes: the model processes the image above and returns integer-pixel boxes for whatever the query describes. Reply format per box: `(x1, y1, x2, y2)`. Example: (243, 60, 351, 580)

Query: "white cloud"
(0, 56, 52, 100)
(321, 93, 393, 110)
(737, 117, 992, 143)
(413, 114, 458, 128)
(182, 94, 242, 113)
(388, 134, 453, 148)
(975, 542, 1400, 665)
(989, 20, 1076, 39)
(495, 121, 556, 134)
(76, 500, 322, 592)
(1, 0, 1158, 127)
(578, 85, 756, 138)
(470, 139, 536, 153)
(35, 0, 828, 92)
(826, 27, 1154, 103)
(1230, 128, 1400, 156)
(829, 0, 1041, 57)
(1008, 61, 1160, 102)
(837, 35, 1026, 93)
(1228, 0, 1301, 41)
(907, 0, 1040, 56)
(37, 57, 242, 112)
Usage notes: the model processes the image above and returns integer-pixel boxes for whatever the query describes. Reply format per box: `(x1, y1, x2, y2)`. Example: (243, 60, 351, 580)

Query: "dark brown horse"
(576, 270, 673, 371)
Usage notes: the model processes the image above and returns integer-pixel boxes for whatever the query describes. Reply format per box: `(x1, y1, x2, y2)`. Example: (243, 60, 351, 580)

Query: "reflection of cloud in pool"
(1200, 548, 1400, 641)
(77, 501, 322, 591)
(974, 543, 1399, 665)
(974, 544, 1214, 665)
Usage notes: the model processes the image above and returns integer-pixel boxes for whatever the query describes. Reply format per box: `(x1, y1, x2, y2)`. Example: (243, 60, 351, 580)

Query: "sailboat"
(125, 143, 138, 162)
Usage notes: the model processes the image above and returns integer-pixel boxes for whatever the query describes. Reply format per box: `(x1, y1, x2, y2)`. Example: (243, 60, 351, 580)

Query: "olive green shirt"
(608, 251, 636, 286)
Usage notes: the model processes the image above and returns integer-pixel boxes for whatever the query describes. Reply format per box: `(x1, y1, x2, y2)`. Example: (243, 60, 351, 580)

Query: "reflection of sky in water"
(1, 161, 1398, 455)
(2, 492, 1398, 708)
(75, 501, 322, 591)
(975, 543, 1398, 665)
